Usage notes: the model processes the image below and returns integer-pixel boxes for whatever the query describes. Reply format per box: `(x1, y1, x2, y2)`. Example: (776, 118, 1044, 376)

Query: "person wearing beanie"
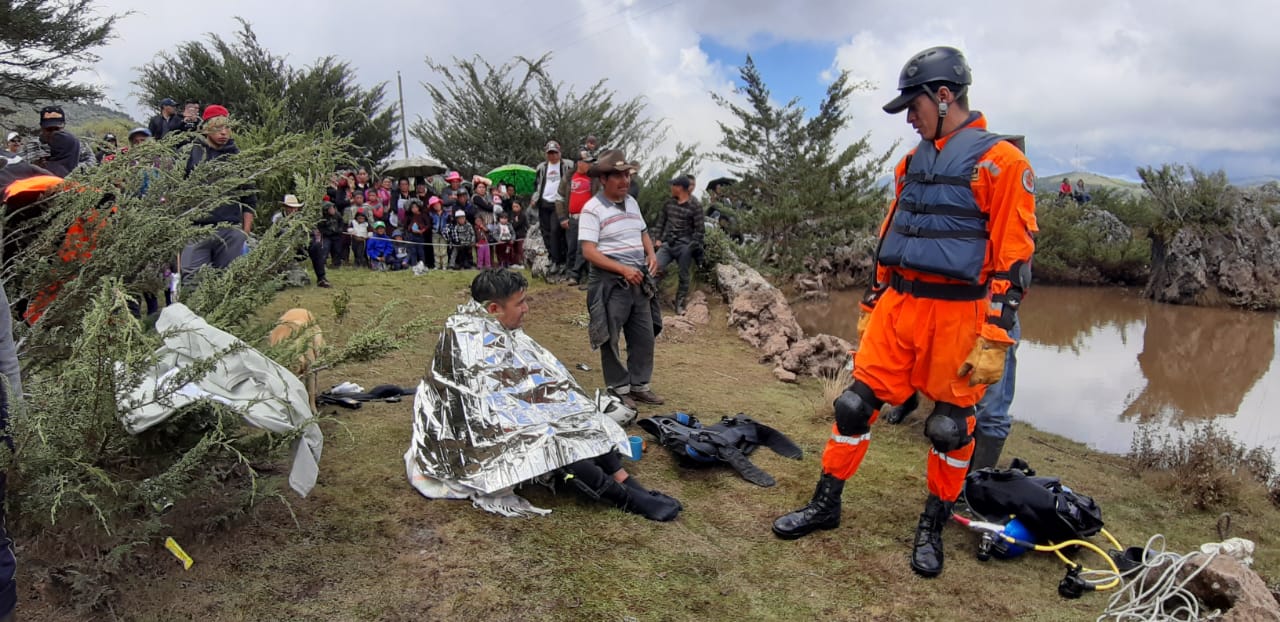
(180, 104, 257, 286)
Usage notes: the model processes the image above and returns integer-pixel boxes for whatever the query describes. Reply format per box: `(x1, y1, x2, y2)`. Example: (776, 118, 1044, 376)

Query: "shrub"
(1031, 199, 1151, 285)
(2, 126, 354, 611)
(1130, 423, 1277, 510)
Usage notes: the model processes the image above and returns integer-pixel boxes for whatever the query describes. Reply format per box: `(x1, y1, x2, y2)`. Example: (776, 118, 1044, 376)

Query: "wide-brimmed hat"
(444, 171, 462, 182)
(587, 149, 638, 178)
(282, 194, 304, 208)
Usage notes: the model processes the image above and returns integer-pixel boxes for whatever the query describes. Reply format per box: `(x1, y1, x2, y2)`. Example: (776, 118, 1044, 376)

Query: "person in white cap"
(447, 209, 477, 269)
(530, 140, 574, 280)
(3, 132, 19, 157)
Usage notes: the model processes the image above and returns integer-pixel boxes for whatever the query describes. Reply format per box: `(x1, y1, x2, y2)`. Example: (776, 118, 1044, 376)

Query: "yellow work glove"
(855, 311, 872, 347)
(957, 337, 1009, 386)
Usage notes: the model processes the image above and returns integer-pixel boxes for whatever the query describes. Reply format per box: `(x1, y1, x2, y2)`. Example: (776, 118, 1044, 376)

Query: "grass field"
(23, 267, 1280, 621)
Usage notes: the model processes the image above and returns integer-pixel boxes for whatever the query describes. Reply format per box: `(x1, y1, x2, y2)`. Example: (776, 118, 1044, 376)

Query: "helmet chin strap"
(922, 84, 968, 141)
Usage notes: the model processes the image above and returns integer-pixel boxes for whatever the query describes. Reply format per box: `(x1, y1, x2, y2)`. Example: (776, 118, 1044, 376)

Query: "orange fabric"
(853, 287, 987, 406)
(2, 175, 64, 203)
(820, 415, 876, 480)
(926, 414, 976, 502)
(822, 113, 1035, 496)
(874, 113, 1038, 345)
(24, 206, 116, 323)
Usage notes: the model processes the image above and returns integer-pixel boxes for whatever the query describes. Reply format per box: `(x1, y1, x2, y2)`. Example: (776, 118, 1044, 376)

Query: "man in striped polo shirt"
(579, 149, 664, 409)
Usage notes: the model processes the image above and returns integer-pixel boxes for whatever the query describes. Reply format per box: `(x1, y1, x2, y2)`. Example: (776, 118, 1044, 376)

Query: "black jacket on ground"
(185, 139, 257, 225)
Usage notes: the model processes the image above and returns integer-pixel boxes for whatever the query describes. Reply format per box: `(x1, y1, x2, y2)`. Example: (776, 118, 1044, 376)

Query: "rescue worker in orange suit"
(772, 46, 1038, 578)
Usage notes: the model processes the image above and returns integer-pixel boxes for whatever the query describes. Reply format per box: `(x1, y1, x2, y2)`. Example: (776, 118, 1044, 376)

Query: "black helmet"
(883, 46, 972, 114)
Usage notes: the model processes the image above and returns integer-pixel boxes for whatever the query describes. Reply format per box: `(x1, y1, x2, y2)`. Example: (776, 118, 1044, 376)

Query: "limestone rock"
(1147, 194, 1280, 310)
(772, 367, 798, 383)
(779, 334, 854, 379)
(682, 291, 710, 324)
(523, 229, 554, 279)
(1080, 207, 1132, 244)
(1176, 553, 1280, 621)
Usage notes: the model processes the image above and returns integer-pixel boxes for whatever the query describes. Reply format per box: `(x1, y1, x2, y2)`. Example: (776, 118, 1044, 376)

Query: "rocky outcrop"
(1080, 207, 1132, 244)
(795, 234, 878, 297)
(1146, 190, 1280, 310)
(716, 261, 852, 379)
(660, 291, 710, 335)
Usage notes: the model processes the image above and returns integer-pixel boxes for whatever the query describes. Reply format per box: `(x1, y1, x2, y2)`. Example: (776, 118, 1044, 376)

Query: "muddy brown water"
(794, 286, 1280, 458)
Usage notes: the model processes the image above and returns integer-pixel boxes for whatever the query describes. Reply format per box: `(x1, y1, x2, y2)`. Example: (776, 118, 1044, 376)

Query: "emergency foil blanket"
(406, 300, 628, 496)
(121, 304, 324, 497)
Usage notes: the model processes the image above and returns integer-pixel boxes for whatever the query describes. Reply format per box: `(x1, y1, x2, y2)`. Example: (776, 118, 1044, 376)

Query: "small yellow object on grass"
(164, 537, 194, 570)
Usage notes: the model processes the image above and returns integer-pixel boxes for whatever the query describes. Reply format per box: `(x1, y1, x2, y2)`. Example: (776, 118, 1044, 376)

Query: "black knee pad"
(923, 402, 975, 453)
(833, 381, 882, 436)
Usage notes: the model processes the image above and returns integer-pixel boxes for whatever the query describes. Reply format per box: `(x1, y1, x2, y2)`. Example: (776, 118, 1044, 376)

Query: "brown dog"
(268, 308, 324, 404)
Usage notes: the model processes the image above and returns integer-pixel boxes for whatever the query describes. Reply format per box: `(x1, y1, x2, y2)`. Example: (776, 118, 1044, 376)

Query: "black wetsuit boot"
(969, 433, 1006, 472)
(772, 473, 844, 539)
(911, 495, 954, 577)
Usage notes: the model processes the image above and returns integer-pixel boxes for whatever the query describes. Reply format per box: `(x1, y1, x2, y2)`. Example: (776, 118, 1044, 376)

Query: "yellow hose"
(998, 532, 1123, 592)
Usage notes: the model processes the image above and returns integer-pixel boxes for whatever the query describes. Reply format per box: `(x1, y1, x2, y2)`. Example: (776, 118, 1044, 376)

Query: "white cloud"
(76, 0, 1280, 183)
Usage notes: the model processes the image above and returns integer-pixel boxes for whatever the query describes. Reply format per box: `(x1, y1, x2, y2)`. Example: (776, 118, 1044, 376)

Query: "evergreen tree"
(133, 20, 398, 165)
(0, 0, 122, 115)
(711, 56, 892, 272)
(412, 54, 665, 176)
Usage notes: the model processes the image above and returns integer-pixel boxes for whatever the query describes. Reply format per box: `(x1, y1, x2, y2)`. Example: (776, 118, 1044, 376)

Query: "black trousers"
(537, 199, 567, 266)
(308, 238, 327, 282)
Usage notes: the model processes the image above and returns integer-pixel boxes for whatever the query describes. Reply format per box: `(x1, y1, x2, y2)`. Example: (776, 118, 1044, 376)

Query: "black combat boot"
(772, 473, 845, 539)
(969, 433, 1006, 472)
(674, 293, 687, 315)
(910, 495, 954, 577)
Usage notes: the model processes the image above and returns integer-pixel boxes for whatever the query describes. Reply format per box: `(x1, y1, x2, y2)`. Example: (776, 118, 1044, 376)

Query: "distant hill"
(1036, 170, 1144, 197)
(1231, 174, 1280, 188)
(1, 98, 140, 140)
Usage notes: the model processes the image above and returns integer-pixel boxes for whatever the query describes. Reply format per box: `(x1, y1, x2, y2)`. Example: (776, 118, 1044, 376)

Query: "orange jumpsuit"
(821, 114, 1038, 502)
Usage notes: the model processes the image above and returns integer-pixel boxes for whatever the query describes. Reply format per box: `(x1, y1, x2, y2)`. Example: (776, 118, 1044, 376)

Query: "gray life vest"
(877, 126, 1009, 285)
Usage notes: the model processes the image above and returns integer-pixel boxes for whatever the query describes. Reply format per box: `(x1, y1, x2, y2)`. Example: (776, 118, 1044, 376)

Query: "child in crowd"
(367, 221, 395, 270)
(377, 177, 393, 208)
(368, 191, 388, 226)
(428, 196, 449, 270)
(407, 199, 430, 268)
(349, 211, 370, 268)
(493, 212, 515, 268)
(391, 230, 412, 270)
(509, 201, 529, 268)
(448, 209, 476, 270)
(475, 213, 492, 269)
(348, 190, 365, 222)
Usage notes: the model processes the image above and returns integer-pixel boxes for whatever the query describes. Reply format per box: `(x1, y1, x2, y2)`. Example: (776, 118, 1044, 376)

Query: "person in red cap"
(180, 105, 257, 287)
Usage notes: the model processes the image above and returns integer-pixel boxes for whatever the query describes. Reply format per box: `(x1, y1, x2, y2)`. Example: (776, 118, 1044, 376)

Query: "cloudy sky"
(83, 0, 1280, 183)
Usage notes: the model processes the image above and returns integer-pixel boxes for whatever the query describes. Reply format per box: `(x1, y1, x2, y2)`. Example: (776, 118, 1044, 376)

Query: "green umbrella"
(486, 164, 537, 196)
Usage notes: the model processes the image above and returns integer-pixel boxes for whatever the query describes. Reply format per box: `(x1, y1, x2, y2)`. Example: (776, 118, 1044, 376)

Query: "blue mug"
(628, 436, 643, 461)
